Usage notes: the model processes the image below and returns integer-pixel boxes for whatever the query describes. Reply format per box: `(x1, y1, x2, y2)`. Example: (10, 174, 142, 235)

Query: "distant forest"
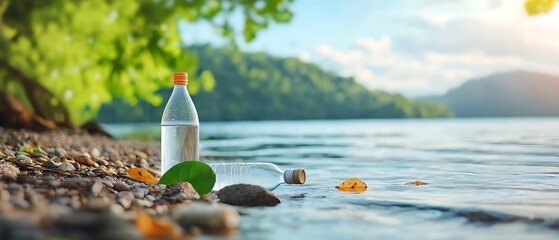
(96, 45, 451, 122)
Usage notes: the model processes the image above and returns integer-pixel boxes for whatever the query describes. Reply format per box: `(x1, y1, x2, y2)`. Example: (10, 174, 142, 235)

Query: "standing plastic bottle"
(209, 163, 306, 191)
(161, 72, 199, 175)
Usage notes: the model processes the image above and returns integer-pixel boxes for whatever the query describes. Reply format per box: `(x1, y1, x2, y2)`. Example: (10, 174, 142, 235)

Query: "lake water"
(104, 118, 559, 240)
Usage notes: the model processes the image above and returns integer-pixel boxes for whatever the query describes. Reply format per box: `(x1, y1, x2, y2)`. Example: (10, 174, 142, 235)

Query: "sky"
(181, 0, 559, 97)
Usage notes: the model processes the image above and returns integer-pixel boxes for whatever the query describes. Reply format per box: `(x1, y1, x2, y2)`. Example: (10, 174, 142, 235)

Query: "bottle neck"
(173, 84, 189, 94)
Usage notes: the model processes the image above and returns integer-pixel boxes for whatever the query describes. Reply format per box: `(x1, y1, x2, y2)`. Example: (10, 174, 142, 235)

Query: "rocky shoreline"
(0, 128, 250, 239)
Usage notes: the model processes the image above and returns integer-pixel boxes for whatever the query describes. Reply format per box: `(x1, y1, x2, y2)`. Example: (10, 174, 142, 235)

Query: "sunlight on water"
(104, 118, 559, 240)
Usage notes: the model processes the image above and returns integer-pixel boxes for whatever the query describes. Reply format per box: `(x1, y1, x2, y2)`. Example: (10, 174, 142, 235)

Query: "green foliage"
(159, 161, 216, 195)
(525, 0, 558, 15)
(97, 45, 451, 122)
(0, 0, 293, 124)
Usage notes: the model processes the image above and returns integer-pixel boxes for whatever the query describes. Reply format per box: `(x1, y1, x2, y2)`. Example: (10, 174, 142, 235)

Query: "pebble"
(133, 199, 153, 208)
(0, 163, 20, 181)
(63, 178, 92, 189)
(132, 188, 148, 199)
(42, 176, 55, 181)
(110, 204, 125, 215)
(96, 159, 109, 166)
(58, 161, 76, 171)
(91, 181, 103, 197)
(90, 148, 101, 158)
(17, 174, 37, 184)
(217, 184, 281, 207)
(145, 195, 156, 202)
(114, 160, 124, 168)
(4, 149, 16, 157)
(72, 152, 99, 167)
(43, 160, 60, 169)
(173, 203, 239, 233)
(114, 182, 130, 191)
(16, 155, 33, 164)
(118, 198, 132, 209)
(10, 196, 30, 209)
(117, 191, 135, 201)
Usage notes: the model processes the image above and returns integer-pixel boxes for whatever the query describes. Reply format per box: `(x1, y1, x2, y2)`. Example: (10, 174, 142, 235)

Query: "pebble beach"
(0, 128, 239, 239)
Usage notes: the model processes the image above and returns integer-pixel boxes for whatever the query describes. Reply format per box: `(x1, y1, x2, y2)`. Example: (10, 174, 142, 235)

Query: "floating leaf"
(136, 212, 179, 238)
(406, 180, 429, 186)
(158, 161, 216, 196)
(128, 168, 158, 184)
(19, 147, 45, 154)
(336, 178, 367, 192)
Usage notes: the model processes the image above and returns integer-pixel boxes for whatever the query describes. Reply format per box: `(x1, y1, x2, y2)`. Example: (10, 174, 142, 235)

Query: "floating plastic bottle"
(161, 72, 199, 175)
(209, 163, 306, 191)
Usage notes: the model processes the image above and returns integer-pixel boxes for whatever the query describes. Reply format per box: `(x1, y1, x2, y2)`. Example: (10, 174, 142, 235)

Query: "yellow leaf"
(136, 212, 179, 238)
(405, 180, 429, 186)
(128, 168, 158, 184)
(336, 178, 367, 192)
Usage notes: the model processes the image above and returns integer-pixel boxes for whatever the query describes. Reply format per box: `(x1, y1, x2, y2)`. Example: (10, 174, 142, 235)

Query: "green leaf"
(19, 147, 46, 154)
(158, 161, 216, 195)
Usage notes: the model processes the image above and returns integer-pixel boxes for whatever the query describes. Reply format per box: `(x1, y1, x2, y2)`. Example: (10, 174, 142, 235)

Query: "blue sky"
(181, 0, 559, 96)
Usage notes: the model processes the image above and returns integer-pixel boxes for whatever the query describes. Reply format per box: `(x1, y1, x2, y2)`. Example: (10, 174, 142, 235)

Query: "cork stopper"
(284, 169, 306, 184)
(173, 72, 188, 85)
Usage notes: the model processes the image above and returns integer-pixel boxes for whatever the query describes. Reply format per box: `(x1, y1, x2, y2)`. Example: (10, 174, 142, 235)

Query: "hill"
(96, 46, 451, 122)
(423, 71, 559, 117)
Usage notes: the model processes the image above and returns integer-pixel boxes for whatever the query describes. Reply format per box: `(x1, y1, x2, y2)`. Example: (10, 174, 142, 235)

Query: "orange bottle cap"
(174, 72, 188, 85)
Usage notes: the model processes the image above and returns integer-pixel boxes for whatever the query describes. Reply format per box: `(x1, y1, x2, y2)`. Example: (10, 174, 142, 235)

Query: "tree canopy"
(525, 0, 558, 15)
(0, 0, 293, 125)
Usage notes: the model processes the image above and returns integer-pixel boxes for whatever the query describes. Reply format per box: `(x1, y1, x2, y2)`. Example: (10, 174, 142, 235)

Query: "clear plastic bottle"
(161, 72, 199, 175)
(209, 163, 306, 191)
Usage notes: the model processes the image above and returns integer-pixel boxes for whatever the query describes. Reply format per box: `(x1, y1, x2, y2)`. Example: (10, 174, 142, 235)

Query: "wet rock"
(15, 155, 33, 164)
(43, 160, 60, 169)
(0, 163, 20, 181)
(58, 161, 76, 171)
(132, 187, 148, 199)
(114, 182, 130, 191)
(217, 184, 280, 207)
(173, 202, 239, 233)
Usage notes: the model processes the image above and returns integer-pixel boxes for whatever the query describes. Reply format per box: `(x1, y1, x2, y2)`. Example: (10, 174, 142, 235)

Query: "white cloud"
(298, 0, 559, 96)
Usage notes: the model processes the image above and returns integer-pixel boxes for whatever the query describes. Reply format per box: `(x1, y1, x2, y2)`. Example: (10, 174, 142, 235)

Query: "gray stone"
(10, 196, 30, 209)
(145, 195, 155, 202)
(91, 181, 104, 197)
(16, 174, 37, 184)
(114, 160, 124, 168)
(59, 161, 76, 171)
(217, 184, 281, 207)
(90, 148, 101, 158)
(117, 191, 134, 201)
(132, 187, 148, 198)
(43, 160, 60, 169)
(0, 163, 20, 181)
(114, 182, 130, 191)
(15, 155, 33, 164)
(133, 199, 153, 208)
(118, 198, 132, 209)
